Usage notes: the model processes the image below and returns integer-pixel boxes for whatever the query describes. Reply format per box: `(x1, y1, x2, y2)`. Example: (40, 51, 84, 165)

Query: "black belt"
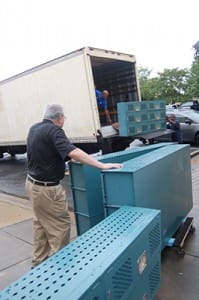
(27, 176, 59, 186)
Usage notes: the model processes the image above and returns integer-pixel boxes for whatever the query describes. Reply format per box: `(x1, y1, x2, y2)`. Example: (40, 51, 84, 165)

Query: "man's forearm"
(105, 109, 112, 124)
(68, 148, 122, 170)
(69, 148, 105, 169)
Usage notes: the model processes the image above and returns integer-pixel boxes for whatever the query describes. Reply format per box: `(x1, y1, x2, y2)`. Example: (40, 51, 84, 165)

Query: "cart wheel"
(190, 226, 196, 234)
(176, 248, 185, 257)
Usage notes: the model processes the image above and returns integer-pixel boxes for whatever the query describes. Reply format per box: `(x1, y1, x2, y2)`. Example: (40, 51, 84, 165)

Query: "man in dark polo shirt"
(26, 104, 122, 268)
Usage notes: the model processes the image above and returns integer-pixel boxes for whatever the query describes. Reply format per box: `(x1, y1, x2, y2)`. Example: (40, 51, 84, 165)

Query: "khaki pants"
(25, 178, 71, 267)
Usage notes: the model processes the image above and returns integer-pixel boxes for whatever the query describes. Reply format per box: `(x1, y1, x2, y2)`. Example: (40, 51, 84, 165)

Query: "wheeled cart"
(167, 216, 195, 256)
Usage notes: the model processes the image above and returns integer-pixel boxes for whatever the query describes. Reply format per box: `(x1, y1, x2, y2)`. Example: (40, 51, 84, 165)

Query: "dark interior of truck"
(91, 56, 139, 123)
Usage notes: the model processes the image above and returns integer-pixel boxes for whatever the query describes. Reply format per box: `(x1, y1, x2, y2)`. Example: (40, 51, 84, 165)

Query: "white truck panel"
(0, 51, 99, 144)
(0, 47, 140, 154)
(86, 47, 136, 62)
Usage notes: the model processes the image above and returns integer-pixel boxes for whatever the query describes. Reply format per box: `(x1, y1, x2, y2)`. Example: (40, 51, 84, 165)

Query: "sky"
(0, 0, 198, 81)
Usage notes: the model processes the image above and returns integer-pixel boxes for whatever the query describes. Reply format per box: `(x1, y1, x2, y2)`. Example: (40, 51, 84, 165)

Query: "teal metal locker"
(118, 100, 166, 136)
(0, 207, 161, 300)
(102, 144, 193, 248)
(69, 143, 172, 235)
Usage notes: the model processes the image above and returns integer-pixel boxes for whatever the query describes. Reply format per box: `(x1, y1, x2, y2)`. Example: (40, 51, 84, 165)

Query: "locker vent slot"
(111, 258, 133, 299)
(149, 262, 161, 298)
(149, 223, 161, 256)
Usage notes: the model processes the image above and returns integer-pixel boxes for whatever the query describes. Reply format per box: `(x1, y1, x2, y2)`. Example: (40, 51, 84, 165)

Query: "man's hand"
(100, 163, 122, 170)
(112, 122, 119, 130)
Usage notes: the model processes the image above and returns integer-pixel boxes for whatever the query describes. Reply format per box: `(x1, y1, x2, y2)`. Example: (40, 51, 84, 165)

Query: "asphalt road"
(0, 145, 198, 206)
(0, 153, 73, 207)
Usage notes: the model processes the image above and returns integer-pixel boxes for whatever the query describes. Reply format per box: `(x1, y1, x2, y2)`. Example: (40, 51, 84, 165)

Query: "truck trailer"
(0, 47, 140, 157)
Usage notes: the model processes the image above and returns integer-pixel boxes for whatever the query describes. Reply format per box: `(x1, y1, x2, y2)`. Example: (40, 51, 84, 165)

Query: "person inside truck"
(95, 89, 112, 125)
(26, 104, 122, 268)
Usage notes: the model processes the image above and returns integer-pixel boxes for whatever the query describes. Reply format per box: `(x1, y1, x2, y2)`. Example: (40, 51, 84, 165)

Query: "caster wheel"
(176, 248, 185, 257)
(190, 226, 196, 234)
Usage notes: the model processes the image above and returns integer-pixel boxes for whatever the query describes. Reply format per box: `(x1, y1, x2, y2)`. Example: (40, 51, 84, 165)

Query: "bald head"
(102, 90, 109, 99)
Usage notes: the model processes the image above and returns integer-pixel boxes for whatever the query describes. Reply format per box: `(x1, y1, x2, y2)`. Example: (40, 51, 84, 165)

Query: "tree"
(138, 67, 162, 100)
(138, 67, 189, 103)
(157, 68, 189, 103)
(138, 67, 152, 80)
(186, 58, 199, 99)
(193, 41, 199, 60)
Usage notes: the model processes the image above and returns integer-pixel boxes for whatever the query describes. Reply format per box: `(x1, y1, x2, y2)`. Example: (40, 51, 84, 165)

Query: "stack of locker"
(101, 144, 193, 249)
(0, 206, 161, 300)
(69, 143, 172, 235)
(118, 100, 166, 136)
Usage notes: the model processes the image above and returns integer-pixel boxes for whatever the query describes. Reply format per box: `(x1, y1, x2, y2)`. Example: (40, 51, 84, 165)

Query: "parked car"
(158, 110, 199, 145)
(166, 102, 181, 109)
(180, 101, 199, 111)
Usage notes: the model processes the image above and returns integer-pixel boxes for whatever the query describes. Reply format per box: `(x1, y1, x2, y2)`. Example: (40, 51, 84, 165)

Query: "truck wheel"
(9, 152, 16, 157)
(195, 133, 199, 146)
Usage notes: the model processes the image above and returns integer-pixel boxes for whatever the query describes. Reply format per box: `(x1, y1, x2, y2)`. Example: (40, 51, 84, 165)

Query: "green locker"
(69, 143, 172, 235)
(118, 100, 166, 136)
(102, 144, 193, 248)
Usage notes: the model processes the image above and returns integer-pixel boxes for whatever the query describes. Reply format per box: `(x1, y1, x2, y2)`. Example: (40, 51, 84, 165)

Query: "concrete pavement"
(0, 156, 199, 299)
(0, 194, 77, 290)
(156, 154, 199, 299)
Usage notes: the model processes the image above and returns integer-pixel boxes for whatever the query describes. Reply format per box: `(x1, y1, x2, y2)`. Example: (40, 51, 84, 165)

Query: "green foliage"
(157, 68, 190, 103)
(138, 66, 190, 103)
(138, 67, 152, 80)
(138, 67, 161, 100)
(186, 59, 199, 98)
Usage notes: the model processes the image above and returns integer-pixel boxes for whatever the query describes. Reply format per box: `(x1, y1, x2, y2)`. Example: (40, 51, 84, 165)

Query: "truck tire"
(9, 152, 16, 157)
(195, 133, 199, 146)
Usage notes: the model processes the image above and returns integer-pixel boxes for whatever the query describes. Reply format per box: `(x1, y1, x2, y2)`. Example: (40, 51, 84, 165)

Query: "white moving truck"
(0, 47, 140, 157)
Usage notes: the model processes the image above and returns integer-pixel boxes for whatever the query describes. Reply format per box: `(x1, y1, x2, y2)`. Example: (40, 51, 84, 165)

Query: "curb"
(190, 149, 199, 158)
